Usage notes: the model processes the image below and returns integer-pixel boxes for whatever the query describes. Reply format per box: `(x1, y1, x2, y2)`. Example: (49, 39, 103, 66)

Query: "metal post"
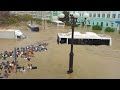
(119, 24, 120, 34)
(31, 20, 33, 25)
(84, 18, 86, 29)
(44, 18, 45, 30)
(42, 11, 45, 30)
(67, 16, 75, 74)
(14, 47, 17, 72)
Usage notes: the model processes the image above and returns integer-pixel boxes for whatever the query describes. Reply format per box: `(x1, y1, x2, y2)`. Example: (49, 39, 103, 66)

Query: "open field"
(0, 23, 120, 79)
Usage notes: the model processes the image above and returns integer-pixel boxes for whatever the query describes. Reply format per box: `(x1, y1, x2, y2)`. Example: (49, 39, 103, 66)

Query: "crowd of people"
(0, 42, 48, 78)
(0, 42, 48, 61)
(0, 60, 18, 78)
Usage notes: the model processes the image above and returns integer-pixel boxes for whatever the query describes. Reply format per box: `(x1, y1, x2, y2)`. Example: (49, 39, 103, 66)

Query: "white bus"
(57, 32, 112, 46)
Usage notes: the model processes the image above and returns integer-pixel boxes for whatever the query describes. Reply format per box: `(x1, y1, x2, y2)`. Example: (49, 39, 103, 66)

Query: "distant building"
(49, 11, 63, 21)
(48, 11, 120, 31)
(10, 11, 120, 30)
(77, 11, 120, 30)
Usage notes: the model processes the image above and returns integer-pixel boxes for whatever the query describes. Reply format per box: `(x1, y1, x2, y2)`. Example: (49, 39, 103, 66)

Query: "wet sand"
(0, 23, 120, 79)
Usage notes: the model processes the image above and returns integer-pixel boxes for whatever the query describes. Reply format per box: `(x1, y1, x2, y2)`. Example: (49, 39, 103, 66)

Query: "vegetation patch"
(92, 25, 102, 30)
(105, 27, 115, 32)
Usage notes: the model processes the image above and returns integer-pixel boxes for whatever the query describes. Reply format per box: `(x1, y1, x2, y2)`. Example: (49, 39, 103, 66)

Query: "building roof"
(58, 31, 111, 40)
(52, 20, 64, 23)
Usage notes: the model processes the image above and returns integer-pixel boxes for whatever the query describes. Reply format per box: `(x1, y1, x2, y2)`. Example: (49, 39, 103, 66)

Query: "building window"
(106, 22, 108, 26)
(102, 14, 105, 18)
(93, 14, 96, 17)
(111, 23, 113, 27)
(97, 22, 98, 25)
(88, 21, 90, 24)
(107, 14, 110, 18)
(112, 14, 116, 18)
(97, 14, 100, 18)
(79, 13, 81, 17)
(117, 24, 119, 27)
(89, 13, 92, 17)
(82, 13, 84, 17)
(118, 14, 120, 18)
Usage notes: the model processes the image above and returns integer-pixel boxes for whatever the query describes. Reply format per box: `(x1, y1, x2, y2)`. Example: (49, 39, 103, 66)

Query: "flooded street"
(0, 24, 120, 79)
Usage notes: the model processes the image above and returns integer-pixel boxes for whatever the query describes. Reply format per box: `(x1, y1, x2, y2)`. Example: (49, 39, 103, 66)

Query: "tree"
(0, 11, 10, 24)
(15, 14, 33, 22)
(58, 11, 78, 27)
(58, 11, 69, 25)
(0, 11, 10, 19)
(105, 27, 115, 32)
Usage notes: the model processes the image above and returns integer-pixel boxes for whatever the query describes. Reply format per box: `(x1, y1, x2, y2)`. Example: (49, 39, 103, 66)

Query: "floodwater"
(0, 24, 120, 79)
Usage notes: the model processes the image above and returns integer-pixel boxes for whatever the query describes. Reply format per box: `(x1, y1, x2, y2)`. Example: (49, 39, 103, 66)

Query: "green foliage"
(0, 11, 11, 25)
(32, 18, 42, 25)
(65, 22, 79, 27)
(0, 13, 33, 25)
(65, 22, 71, 26)
(15, 14, 33, 22)
(92, 25, 102, 30)
(58, 11, 79, 27)
(46, 20, 52, 23)
(7, 18, 18, 24)
(105, 27, 115, 32)
(0, 18, 6, 24)
(58, 11, 69, 24)
(0, 11, 10, 20)
(0, 19, 16, 25)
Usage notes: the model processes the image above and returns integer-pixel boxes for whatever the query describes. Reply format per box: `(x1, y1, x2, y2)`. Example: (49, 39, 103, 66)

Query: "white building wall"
(0, 31, 15, 39)
(77, 11, 114, 18)
(116, 11, 118, 19)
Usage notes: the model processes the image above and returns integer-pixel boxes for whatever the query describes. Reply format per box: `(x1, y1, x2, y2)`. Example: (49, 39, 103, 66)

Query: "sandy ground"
(0, 22, 120, 79)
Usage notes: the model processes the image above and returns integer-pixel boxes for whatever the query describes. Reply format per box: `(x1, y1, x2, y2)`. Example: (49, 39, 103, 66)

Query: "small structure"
(52, 20, 65, 27)
(0, 29, 26, 39)
(57, 31, 112, 46)
(27, 24, 39, 32)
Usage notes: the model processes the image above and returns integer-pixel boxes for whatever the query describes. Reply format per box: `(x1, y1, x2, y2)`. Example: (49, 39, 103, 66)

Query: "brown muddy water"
(0, 25, 120, 79)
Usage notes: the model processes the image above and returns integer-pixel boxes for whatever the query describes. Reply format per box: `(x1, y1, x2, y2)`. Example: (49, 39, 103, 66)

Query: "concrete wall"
(0, 31, 15, 39)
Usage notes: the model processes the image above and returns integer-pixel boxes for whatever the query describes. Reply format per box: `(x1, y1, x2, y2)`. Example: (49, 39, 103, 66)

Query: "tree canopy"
(0, 11, 10, 19)
(58, 11, 69, 24)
